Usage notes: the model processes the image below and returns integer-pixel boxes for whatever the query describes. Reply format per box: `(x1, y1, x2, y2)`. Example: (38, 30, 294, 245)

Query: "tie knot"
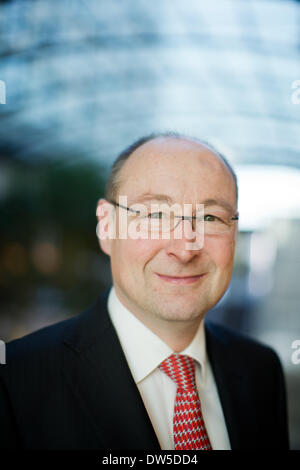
(159, 354, 196, 390)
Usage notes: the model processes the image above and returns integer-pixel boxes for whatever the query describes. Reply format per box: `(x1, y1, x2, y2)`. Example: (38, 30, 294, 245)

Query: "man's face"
(99, 137, 238, 328)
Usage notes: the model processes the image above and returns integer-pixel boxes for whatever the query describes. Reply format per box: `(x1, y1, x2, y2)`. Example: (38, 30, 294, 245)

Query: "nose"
(164, 219, 204, 262)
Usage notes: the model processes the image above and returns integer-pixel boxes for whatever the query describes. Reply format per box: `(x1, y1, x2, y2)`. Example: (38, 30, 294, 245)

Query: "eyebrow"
(129, 193, 235, 213)
(129, 193, 174, 204)
(201, 198, 235, 214)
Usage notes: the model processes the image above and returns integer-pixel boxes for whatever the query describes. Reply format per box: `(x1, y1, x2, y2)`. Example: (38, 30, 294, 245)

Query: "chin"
(153, 299, 206, 323)
(159, 310, 205, 323)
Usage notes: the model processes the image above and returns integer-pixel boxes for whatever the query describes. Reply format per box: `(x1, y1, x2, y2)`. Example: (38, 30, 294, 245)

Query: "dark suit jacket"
(0, 289, 289, 450)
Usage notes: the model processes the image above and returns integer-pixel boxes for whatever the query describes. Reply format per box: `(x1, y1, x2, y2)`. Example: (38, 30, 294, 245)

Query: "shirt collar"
(107, 286, 207, 384)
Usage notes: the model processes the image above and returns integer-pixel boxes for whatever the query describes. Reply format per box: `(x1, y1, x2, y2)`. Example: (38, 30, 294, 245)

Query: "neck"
(145, 318, 202, 352)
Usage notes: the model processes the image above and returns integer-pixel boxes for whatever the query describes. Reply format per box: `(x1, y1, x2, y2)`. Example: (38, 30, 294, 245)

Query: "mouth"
(155, 273, 206, 285)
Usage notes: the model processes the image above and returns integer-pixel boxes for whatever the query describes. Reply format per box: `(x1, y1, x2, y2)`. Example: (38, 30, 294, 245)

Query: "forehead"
(116, 137, 236, 207)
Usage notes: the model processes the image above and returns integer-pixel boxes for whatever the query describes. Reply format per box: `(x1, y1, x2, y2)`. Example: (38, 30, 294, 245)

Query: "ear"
(96, 199, 115, 256)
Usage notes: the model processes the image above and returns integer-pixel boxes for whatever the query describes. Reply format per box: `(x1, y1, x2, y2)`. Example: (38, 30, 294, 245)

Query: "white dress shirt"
(107, 287, 231, 450)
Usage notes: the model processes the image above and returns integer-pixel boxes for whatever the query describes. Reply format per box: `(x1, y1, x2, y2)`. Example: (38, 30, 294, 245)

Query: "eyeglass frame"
(107, 199, 239, 234)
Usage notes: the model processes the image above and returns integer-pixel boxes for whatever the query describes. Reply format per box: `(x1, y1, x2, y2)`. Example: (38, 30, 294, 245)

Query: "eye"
(204, 214, 225, 223)
(148, 212, 164, 219)
(204, 214, 216, 222)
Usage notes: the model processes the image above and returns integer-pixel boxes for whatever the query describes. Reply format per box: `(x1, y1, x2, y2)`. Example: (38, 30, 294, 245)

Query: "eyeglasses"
(108, 200, 239, 235)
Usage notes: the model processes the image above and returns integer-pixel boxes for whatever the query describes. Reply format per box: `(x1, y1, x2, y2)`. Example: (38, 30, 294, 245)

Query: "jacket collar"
(205, 321, 256, 450)
(62, 289, 161, 450)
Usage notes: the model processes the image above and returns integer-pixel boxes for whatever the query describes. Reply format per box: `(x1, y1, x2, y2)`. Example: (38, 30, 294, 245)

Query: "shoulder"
(204, 320, 282, 370)
(1, 290, 110, 374)
(0, 314, 79, 381)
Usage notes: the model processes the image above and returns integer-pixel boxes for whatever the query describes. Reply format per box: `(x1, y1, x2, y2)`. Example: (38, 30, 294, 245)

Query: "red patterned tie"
(159, 354, 212, 450)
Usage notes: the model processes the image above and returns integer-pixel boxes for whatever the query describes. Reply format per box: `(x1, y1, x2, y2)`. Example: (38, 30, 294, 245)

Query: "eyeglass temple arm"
(109, 200, 141, 215)
(109, 200, 239, 220)
(173, 214, 239, 221)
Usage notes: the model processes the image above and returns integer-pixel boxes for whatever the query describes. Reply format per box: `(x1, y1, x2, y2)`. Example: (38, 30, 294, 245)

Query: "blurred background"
(0, 0, 299, 449)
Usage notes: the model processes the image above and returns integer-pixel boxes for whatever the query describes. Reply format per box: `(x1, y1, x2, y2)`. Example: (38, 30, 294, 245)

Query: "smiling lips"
(155, 273, 206, 284)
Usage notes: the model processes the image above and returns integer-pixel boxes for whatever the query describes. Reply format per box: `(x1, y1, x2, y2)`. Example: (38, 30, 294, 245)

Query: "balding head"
(105, 132, 238, 205)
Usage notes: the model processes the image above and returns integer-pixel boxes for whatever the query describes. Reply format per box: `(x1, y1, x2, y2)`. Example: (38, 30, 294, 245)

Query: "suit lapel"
(205, 321, 259, 450)
(61, 291, 161, 450)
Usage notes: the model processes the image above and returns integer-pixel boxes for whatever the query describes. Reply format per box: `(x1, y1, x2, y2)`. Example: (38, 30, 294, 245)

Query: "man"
(0, 132, 289, 450)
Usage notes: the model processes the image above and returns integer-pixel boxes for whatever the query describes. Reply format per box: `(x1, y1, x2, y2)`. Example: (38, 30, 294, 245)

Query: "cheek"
(111, 238, 163, 272)
(206, 237, 235, 270)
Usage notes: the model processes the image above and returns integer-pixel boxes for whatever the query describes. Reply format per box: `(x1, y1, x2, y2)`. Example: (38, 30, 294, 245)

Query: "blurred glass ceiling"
(0, 0, 300, 167)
